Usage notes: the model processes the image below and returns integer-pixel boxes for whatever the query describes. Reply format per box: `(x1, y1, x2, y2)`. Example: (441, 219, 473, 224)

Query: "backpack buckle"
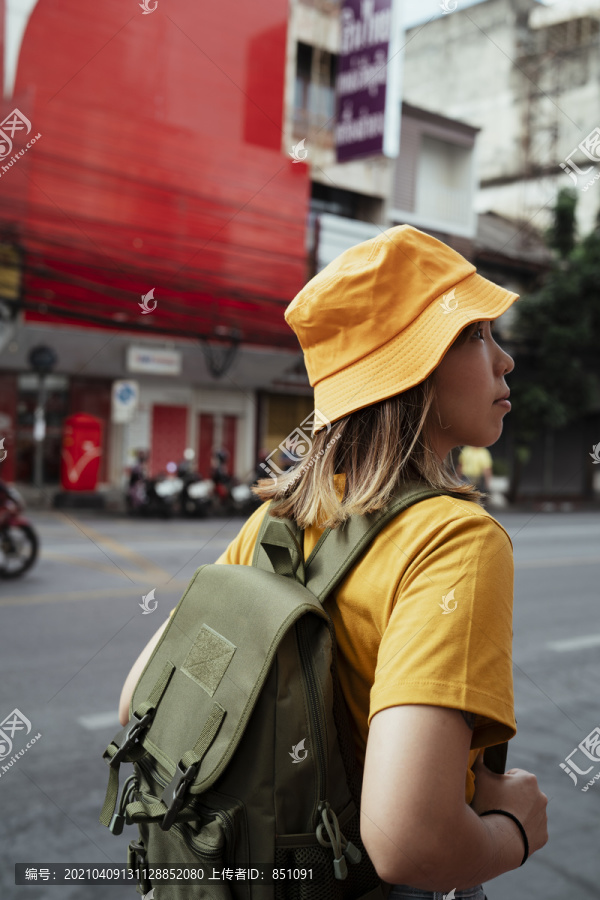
(160, 762, 199, 831)
(109, 712, 153, 768)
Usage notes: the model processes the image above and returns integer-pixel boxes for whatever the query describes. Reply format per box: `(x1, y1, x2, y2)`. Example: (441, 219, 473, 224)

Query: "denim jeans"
(388, 884, 487, 900)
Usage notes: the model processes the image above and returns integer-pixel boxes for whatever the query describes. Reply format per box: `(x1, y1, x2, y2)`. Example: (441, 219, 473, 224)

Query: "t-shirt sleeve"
(368, 511, 516, 750)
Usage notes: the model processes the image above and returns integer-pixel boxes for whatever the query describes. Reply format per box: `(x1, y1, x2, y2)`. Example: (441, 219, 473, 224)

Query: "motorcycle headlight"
(231, 485, 251, 502)
(155, 478, 183, 497)
(188, 481, 212, 499)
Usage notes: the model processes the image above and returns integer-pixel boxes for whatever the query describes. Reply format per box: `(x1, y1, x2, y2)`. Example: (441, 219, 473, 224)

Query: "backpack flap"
(105, 558, 326, 832)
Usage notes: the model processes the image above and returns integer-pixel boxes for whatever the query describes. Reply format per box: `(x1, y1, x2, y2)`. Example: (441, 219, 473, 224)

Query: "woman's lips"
(494, 398, 511, 410)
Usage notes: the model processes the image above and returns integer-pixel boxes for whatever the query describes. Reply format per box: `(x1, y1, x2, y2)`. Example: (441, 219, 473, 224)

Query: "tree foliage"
(509, 188, 600, 450)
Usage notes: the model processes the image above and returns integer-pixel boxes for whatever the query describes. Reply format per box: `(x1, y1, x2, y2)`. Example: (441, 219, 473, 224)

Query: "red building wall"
(0, 373, 17, 483)
(0, 0, 309, 348)
(150, 405, 188, 477)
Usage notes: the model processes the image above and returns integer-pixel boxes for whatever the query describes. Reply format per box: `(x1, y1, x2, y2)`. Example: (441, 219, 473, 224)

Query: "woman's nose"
(499, 346, 514, 375)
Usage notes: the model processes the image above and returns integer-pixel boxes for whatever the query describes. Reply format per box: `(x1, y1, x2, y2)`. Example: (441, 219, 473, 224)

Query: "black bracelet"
(480, 809, 529, 866)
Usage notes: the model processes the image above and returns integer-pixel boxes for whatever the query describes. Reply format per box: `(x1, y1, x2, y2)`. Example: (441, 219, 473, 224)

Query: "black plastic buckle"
(109, 712, 153, 769)
(160, 762, 198, 831)
(109, 774, 138, 835)
(128, 840, 151, 893)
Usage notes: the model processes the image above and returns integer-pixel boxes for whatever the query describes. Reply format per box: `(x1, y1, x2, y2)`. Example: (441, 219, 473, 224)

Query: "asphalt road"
(0, 506, 599, 899)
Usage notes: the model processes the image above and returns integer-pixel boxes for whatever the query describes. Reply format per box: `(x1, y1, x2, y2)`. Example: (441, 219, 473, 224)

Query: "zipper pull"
(109, 811, 125, 835)
(109, 774, 138, 835)
(342, 841, 362, 864)
(316, 801, 350, 880)
(333, 854, 348, 879)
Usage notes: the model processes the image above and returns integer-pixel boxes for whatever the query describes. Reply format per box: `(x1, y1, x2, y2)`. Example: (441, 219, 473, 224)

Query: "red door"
(197, 413, 215, 478)
(0, 374, 17, 483)
(222, 415, 237, 478)
(150, 405, 188, 476)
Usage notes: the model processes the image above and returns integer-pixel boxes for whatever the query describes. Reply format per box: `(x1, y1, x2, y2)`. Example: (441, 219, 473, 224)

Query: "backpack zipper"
(296, 617, 327, 817)
(135, 756, 236, 843)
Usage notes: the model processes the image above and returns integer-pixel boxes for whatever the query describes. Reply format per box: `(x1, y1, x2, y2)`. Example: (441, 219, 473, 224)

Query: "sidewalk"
(12, 481, 600, 515)
(13, 482, 126, 514)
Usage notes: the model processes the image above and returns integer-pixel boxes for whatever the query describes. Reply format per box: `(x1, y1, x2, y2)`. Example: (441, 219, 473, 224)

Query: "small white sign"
(33, 408, 45, 442)
(112, 380, 139, 424)
(126, 345, 181, 376)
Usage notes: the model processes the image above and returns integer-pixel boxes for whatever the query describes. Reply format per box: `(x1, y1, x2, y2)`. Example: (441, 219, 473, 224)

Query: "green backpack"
(100, 482, 507, 899)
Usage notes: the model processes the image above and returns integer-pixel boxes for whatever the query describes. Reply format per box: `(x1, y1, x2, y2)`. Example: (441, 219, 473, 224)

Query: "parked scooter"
(229, 480, 263, 516)
(125, 453, 183, 518)
(148, 463, 183, 519)
(227, 450, 270, 516)
(176, 451, 213, 518)
(0, 480, 39, 578)
(126, 450, 150, 515)
(209, 449, 235, 515)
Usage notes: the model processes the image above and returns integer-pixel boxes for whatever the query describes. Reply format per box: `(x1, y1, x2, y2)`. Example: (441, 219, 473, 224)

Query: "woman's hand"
(471, 753, 549, 856)
(118, 618, 170, 724)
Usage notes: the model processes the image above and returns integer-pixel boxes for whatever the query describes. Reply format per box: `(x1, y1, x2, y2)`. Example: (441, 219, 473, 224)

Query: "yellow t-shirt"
(171, 474, 516, 804)
(458, 446, 493, 480)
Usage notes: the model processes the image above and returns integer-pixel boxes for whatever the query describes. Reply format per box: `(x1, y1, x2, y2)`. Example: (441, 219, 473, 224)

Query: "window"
(415, 135, 473, 230)
(293, 42, 338, 137)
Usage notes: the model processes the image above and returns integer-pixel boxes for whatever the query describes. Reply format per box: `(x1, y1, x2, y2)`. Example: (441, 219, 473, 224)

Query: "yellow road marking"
(41, 551, 146, 578)
(0, 582, 190, 608)
(52, 512, 173, 582)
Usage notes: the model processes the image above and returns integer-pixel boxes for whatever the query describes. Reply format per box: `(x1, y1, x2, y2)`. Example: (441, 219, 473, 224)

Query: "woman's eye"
(471, 324, 484, 340)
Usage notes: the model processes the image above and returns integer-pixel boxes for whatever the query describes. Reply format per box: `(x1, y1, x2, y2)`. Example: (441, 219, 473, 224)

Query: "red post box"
(60, 413, 103, 491)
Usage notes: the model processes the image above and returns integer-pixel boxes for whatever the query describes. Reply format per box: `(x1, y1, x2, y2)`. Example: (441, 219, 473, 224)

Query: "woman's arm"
(118, 618, 170, 725)
(360, 704, 548, 890)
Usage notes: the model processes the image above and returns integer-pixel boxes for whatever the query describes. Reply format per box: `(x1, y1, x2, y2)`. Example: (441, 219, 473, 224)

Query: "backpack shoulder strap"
(252, 481, 462, 603)
(251, 499, 306, 577)
(251, 484, 509, 775)
(304, 483, 459, 603)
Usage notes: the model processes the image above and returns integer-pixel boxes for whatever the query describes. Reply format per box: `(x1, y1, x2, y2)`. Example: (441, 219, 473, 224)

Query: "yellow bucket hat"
(284, 224, 519, 434)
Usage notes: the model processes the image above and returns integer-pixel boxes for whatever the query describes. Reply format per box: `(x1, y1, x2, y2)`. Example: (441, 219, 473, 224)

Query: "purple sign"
(336, 0, 393, 163)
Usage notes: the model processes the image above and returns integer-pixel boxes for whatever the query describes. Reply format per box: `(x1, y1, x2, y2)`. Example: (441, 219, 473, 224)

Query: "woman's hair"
(252, 323, 484, 529)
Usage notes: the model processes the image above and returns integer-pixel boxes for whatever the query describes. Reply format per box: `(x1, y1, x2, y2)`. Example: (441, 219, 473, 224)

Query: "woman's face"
(427, 320, 514, 459)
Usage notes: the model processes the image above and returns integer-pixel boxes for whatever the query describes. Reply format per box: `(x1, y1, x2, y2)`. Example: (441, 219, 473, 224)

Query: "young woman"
(119, 225, 548, 899)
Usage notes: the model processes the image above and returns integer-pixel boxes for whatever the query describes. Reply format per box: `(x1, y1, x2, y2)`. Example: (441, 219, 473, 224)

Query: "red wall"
(0, 0, 309, 349)
(150, 405, 188, 476)
(0, 373, 17, 483)
(197, 413, 215, 478)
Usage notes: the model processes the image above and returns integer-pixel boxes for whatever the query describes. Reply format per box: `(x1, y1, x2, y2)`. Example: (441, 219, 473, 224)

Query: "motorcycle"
(0, 481, 39, 578)
(126, 463, 183, 518)
(229, 480, 263, 516)
(146, 464, 184, 518)
(179, 475, 215, 518)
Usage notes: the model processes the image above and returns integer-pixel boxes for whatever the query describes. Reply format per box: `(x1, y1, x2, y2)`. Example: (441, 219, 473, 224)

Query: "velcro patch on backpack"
(181, 624, 236, 697)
